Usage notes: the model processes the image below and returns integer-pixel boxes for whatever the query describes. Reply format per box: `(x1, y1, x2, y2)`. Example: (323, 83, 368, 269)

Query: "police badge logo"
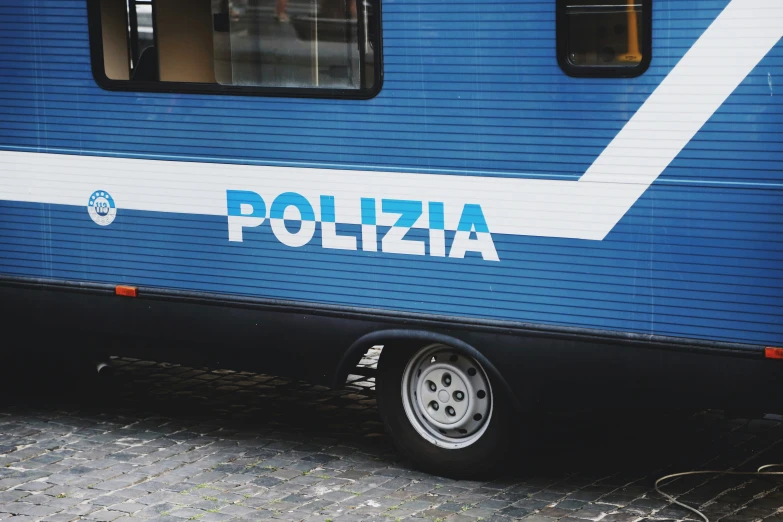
(88, 190, 117, 226)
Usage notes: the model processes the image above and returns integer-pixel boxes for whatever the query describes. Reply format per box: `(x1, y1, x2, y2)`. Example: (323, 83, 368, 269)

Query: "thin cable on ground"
(654, 464, 783, 522)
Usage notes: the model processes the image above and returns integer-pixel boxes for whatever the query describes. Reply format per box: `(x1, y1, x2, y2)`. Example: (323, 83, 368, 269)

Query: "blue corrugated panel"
(0, 0, 781, 346)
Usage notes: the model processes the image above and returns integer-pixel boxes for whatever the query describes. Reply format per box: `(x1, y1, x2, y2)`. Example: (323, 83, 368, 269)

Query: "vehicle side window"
(89, 0, 382, 98)
(557, 0, 651, 77)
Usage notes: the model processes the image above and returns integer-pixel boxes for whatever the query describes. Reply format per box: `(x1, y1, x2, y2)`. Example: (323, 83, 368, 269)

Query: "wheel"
(376, 342, 513, 478)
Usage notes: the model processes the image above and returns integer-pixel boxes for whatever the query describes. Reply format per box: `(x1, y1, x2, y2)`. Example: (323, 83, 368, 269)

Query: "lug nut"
(454, 391, 464, 401)
(446, 406, 455, 416)
(429, 401, 439, 410)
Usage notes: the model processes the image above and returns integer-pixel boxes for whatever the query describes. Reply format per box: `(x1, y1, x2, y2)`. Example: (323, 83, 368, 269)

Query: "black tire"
(376, 341, 513, 479)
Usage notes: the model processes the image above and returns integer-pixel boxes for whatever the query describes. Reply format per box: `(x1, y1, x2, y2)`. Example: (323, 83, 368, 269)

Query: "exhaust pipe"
(96, 361, 114, 377)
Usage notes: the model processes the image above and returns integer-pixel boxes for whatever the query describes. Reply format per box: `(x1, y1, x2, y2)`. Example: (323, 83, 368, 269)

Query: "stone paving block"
(136, 502, 181, 517)
(510, 498, 550, 512)
(0, 491, 32, 503)
(454, 492, 496, 506)
(476, 499, 512, 511)
(0, 516, 37, 522)
(216, 504, 256, 517)
(741, 505, 783, 520)
(529, 489, 565, 502)
(446, 515, 480, 522)
(497, 505, 538, 518)
(570, 504, 611, 520)
(279, 493, 313, 505)
(112, 486, 154, 501)
(269, 468, 302, 481)
(600, 513, 642, 522)
(145, 515, 184, 522)
(372, 477, 410, 491)
(5, 502, 59, 517)
(300, 516, 334, 522)
(191, 498, 223, 511)
(251, 476, 283, 488)
(40, 514, 81, 522)
(462, 506, 502, 519)
(168, 507, 205, 519)
(59, 503, 103, 517)
(195, 514, 234, 522)
(382, 489, 418, 502)
(110, 503, 148, 514)
(40, 497, 84, 510)
(473, 515, 517, 522)
(287, 475, 322, 487)
(318, 491, 357, 504)
(389, 499, 435, 516)
(301, 498, 337, 513)
(555, 499, 589, 510)
(93, 478, 144, 491)
(92, 495, 133, 507)
(27, 454, 65, 466)
(335, 470, 370, 481)
(86, 510, 128, 522)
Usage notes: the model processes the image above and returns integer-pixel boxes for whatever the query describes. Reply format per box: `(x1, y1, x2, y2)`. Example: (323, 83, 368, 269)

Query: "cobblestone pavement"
(0, 350, 781, 522)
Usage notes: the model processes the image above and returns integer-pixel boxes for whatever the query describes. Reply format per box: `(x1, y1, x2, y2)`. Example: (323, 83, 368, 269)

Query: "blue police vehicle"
(0, 0, 781, 476)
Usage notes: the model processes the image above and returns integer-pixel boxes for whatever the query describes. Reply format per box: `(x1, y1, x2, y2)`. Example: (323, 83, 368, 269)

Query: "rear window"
(88, 0, 382, 98)
(557, 0, 651, 77)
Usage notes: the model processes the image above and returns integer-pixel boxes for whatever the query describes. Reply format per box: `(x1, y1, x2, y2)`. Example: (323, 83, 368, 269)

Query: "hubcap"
(401, 344, 493, 449)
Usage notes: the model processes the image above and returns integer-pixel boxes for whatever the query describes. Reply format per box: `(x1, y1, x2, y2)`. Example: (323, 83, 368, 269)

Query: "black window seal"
(556, 0, 652, 78)
(85, 0, 384, 100)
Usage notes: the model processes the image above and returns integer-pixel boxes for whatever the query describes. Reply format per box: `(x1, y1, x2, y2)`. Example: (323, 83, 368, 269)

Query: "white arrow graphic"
(574, 0, 783, 239)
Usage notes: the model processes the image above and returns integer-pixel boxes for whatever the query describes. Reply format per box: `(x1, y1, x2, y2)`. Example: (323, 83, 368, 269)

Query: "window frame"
(556, 0, 652, 78)
(85, 0, 384, 99)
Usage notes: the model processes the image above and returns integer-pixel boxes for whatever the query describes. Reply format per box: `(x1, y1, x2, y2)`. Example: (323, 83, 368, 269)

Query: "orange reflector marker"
(115, 285, 138, 298)
(765, 347, 783, 360)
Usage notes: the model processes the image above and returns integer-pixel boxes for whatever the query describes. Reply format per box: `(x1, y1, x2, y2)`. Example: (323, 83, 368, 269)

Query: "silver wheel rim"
(401, 344, 493, 449)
